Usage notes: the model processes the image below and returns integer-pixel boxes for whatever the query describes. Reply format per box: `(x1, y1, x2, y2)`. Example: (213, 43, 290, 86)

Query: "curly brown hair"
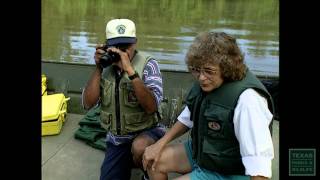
(185, 32, 247, 81)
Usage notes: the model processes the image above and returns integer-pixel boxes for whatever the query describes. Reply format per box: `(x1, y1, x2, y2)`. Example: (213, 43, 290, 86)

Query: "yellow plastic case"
(42, 93, 70, 136)
(42, 74, 47, 96)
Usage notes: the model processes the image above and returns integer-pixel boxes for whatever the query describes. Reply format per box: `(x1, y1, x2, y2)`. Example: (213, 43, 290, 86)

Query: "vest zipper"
(192, 93, 204, 160)
(115, 73, 121, 135)
(192, 96, 200, 159)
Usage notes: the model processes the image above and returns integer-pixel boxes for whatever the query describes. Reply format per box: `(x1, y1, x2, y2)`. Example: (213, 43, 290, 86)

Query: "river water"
(42, 0, 279, 76)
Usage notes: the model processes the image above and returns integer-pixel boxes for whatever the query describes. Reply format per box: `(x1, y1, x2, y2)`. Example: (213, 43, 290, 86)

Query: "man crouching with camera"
(82, 18, 165, 180)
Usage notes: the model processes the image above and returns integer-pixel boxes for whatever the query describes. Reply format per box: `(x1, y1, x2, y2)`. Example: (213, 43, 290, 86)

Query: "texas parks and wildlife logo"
(116, 25, 126, 34)
(289, 148, 316, 176)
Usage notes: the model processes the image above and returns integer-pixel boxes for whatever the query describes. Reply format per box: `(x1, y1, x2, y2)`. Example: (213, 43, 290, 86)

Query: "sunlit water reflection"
(42, 0, 279, 76)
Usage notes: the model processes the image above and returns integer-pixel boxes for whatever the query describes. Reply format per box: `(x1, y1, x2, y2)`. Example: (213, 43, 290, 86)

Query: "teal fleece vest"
(186, 70, 274, 175)
(100, 51, 159, 135)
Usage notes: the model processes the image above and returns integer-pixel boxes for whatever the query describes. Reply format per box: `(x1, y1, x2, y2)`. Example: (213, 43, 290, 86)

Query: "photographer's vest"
(186, 70, 274, 175)
(100, 51, 159, 135)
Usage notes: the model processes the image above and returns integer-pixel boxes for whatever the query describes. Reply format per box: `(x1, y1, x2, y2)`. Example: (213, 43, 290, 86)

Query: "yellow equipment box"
(42, 74, 47, 96)
(42, 93, 70, 136)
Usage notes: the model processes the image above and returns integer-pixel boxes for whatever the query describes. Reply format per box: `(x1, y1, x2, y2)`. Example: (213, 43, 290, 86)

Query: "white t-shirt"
(177, 88, 274, 178)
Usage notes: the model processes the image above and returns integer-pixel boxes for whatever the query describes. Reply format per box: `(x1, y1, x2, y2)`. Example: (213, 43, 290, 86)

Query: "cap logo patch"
(208, 121, 221, 131)
(116, 25, 126, 34)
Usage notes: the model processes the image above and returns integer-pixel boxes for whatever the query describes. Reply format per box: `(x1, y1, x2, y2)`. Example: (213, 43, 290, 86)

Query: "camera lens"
(100, 51, 120, 68)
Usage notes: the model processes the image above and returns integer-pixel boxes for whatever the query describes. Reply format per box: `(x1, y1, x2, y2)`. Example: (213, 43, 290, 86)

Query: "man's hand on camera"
(94, 44, 106, 67)
(107, 47, 135, 75)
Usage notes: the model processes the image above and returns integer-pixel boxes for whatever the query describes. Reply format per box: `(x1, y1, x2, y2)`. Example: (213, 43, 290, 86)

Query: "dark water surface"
(42, 0, 279, 76)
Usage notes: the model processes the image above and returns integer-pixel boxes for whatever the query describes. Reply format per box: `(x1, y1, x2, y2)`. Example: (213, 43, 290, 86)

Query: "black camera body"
(100, 51, 120, 68)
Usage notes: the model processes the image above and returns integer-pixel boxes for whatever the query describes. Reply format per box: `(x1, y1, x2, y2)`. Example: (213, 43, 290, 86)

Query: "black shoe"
(141, 172, 149, 180)
(141, 174, 149, 180)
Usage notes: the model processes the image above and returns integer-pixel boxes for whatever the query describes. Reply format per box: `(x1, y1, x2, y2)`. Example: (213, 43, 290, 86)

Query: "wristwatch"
(128, 71, 139, 80)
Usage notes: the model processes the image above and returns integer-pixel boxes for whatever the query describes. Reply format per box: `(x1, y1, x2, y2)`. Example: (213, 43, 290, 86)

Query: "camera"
(99, 43, 131, 68)
(100, 51, 120, 68)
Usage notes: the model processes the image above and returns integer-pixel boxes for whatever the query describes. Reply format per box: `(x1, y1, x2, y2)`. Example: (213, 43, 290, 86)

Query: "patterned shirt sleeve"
(142, 58, 163, 107)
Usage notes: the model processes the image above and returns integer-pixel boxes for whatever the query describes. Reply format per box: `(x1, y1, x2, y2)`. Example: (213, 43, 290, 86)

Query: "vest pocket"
(100, 111, 112, 130)
(200, 137, 224, 172)
(122, 83, 139, 107)
(101, 79, 112, 107)
(205, 120, 225, 139)
(202, 137, 240, 156)
(203, 104, 232, 139)
(200, 137, 244, 174)
(123, 112, 155, 133)
(202, 137, 221, 156)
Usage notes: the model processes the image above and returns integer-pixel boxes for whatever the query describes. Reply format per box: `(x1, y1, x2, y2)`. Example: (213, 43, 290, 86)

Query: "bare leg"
(173, 173, 191, 180)
(147, 163, 168, 180)
(131, 134, 156, 168)
(148, 143, 192, 180)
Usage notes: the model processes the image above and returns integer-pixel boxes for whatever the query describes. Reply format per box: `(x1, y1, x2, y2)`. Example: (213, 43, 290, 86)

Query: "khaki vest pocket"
(123, 112, 155, 133)
(100, 111, 112, 131)
(122, 83, 139, 107)
(101, 79, 112, 107)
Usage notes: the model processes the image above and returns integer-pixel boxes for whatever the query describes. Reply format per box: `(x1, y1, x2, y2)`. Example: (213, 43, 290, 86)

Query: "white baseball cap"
(105, 19, 137, 46)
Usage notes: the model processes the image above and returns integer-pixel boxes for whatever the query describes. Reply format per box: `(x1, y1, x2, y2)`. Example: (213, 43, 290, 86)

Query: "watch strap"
(128, 70, 139, 80)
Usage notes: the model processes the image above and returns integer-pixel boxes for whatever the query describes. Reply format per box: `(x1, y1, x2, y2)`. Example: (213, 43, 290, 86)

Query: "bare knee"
(155, 144, 191, 174)
(132, 137, 148, 157)
(131, 135, 155, 167)
(155, 145, 176, 173)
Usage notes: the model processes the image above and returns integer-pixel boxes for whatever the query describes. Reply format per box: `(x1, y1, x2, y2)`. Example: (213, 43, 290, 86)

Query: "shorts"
(184, 140, 249, 180)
